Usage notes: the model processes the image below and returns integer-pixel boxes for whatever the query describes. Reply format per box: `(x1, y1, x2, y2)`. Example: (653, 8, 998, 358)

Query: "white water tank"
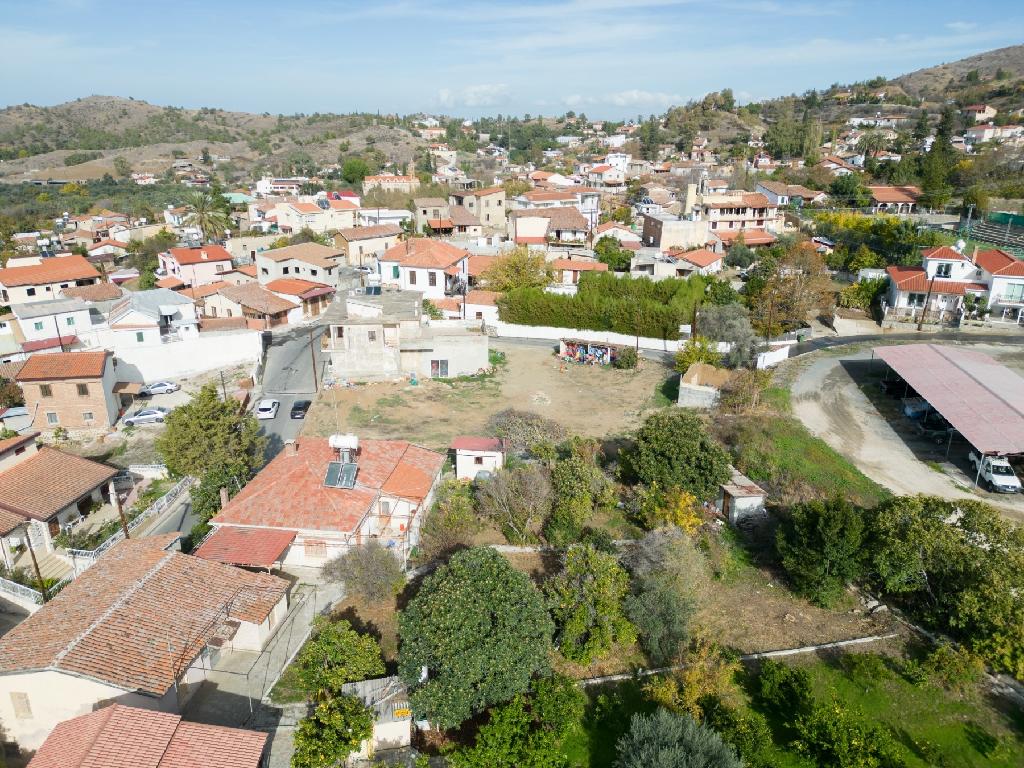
(329, 434, 359, 452)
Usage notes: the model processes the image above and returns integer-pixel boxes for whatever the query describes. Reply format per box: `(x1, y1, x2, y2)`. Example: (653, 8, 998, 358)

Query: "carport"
(194, 526, 296, 572)
(872, 344, 1024, 486)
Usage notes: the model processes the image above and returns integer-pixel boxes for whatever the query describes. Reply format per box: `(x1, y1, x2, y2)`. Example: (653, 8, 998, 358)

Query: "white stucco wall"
(454, 449, 503, 480)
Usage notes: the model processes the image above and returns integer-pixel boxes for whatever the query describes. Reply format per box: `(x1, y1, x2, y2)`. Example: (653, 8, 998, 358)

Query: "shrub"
(418, 478, 479, 561)
(614, 346, 639, 369)
(322, 541, 404, 602)
(702, 696, 774, 768)
(616, 708, 742, 768)
(794, 701, 906, 768)
(757, 660, 814, 717)
(291, 694, 373, 768)
(487, 408, 566, 453)
(924, 643, 985, 693)
(625, 575, 694, 665)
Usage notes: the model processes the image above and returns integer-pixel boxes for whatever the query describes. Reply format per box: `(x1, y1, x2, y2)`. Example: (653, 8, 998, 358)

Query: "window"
(409, 270, 416, 285)
(65, 316, 75, 327)
(26, 288, 36, 297)
(474, 456, 484, 465)
(907, 292, 926, 307)
(430, 359, 449, 378)
(82, 411, 94, 422)
(368, 330, 377, 342)
(303, 539, 327, 558)
(10, 692, 31, 720)
(282, 266, 290, 274)
(216, 264, 226, 272)
(936, 262, 952, 278)
(475, 311, 483, 320)
(136, 331, 145, 342)
(311, 269, 318, 276)
(76, 383, 89, 396)
(380, 500, 391, 515)
(261, 267, 269, 275)
(33, 321, 43, 331)
(40, 384, 52, 398)
(428, 271, 437, 287)
(392, 266, 400, 279)
(14, 446, 25, 455)
(46, 412, 58, 425)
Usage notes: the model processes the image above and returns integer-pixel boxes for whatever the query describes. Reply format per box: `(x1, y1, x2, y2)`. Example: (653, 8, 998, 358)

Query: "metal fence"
(66, 477, 194, 573)
(0, 574, 44, 606)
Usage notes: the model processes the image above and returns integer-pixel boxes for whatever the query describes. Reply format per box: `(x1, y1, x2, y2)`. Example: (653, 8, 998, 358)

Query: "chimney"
(285, 439, 298, 456)
(219, 487, 229, 508)
(200, 250, 208, 260)
(972, 245, 979, 264)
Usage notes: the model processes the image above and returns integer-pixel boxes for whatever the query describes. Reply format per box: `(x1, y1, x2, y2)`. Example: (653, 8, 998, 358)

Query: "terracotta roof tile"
(0, 446, 116, 520)
(181, 280, 230, 300)
(258, 242, 342, 268)
(195, 527, 296, 568)
(465, 289, 499, 306)
(868, 185, 921, 204)
(165, 245, 233, 266)
(16, 350, 109, 381)
(213, 438, 444, 533)
(60, 282, 123, 302)
(509, 206, 588, 232)
(975, 248, 1024, 277)
(451, 436, 502, 452)
(712, 228, 776, 245)
(467, 255, 497, 277)
(335, 224, 401, 241)
(550, 258, 608, 272)
(265, 278, 335, 298)
(156, 276, 186, 289)
(382, 239, 468, 270)
(885, 265, 985, 295)
(0, 255, 100, 288)
(219, 283, 300, 315)
(28, 704, 267, 768)
(0, 539, 289, 694)
(672, 248, 721, 268)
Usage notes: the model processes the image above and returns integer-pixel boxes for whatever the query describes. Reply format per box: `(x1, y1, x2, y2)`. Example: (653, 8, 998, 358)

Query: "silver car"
(123, 407, 170, 426)
(140, 381, 180, 396)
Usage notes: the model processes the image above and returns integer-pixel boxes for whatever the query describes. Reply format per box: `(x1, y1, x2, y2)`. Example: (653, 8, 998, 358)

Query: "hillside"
(0, 96, 426, 181)
(894, 44, 1024, 100)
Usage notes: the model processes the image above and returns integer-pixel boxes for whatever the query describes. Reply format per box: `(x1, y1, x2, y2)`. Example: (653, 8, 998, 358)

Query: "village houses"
(157, 244, 233, 287)
(0, 256, 101, 305)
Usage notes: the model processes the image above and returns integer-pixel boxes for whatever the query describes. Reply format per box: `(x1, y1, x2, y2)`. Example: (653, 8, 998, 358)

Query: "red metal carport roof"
(194, 526, 296, 569)
(874, 344, 1024, 455)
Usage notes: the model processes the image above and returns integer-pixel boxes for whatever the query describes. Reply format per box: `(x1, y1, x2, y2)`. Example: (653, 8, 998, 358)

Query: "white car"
(255, 399, 280, 420)
(123, 407, 171, 426)
(140, 381, 180, 396)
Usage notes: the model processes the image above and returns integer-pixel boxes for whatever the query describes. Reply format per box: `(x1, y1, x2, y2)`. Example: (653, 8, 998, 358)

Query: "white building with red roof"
(158, 244, 233, 287)
(451, 436, 504, 481)
(0, 255, 101, 305)
(211, 436, 446, 567)
(884, 245, 990, 322)
(378, 239, 469, 299)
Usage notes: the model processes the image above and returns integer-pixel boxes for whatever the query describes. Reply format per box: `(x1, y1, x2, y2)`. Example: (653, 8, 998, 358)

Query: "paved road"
(793, 329, 1024, 357)
(256, 324, 329, 459)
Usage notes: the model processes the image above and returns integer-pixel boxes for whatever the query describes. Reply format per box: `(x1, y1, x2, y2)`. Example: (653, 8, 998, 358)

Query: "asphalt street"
(256, 323, 329, 459)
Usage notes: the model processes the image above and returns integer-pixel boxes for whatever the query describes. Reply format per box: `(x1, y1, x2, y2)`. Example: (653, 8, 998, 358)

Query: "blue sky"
(2, 0, 1021, 119)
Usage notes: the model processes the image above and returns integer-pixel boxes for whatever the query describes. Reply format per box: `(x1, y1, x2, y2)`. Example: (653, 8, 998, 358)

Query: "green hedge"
(497, 272, 707, 340)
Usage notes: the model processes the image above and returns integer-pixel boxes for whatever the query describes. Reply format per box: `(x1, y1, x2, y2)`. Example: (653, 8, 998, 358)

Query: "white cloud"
(945, 21, 977, 32)
(606, 89, 683, 107)
(438, 83, 510, 108)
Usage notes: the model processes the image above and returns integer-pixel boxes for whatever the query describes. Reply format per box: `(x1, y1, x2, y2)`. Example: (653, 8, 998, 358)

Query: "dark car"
(290, 400, 312, 419)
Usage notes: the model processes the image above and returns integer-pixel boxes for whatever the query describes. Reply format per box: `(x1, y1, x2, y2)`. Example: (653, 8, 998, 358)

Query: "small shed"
(677, 362, 732, 409)
(559, 338, 623, 366)
(341, 676, 412, 760)
(451, 436, 504, 481)
(717, 467, 766, 525)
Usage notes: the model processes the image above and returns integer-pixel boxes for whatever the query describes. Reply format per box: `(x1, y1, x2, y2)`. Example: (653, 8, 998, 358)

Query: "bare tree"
(323, 541, 404, 602)
(475, 465, 553, 544)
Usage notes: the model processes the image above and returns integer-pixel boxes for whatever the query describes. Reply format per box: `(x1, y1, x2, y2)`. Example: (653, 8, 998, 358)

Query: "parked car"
(123, 407, 170, 426)
(290, 400, 312, 419)
(255, 399, 280, 420)
(139, 381, 180, 396)
(969, 450, 1022, 493)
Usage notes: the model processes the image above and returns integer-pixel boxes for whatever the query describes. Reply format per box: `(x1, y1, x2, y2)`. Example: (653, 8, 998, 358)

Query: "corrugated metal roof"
(874, 344, 1024, 455)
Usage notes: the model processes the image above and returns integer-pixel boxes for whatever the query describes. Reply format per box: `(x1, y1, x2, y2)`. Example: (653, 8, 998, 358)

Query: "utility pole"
(53, 314, 66, 352)
(219, 370, 228, 401)
(310, 327, 319, 392)
(917, 275, 936, 332)
(25, 535, 48, 603)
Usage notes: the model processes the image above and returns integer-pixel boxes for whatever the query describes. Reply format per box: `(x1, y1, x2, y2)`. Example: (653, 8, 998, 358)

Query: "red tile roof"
(922, 246, 970, 262)
(61, 282, 123, 302)
(165, 245, 233, 265)
(0, 446, 116, 521)
(451, 436, 503, 452)
(265, 277, 335, 298)
(335, 224, 401, 241)
(0, 255, 100, 288)
(515, 236, 547, 245)
(974, 248, 1024, 277)
(16, 350, 109, 381)
(712, 228, 776, 245)
(550, 259, 608, 272)
(195, 527, 296, 568)
(156, 276, 186, 289)
(885, 265, 986, 295)
(213, 438, 444, 534)
(181, 280, 230, 300)
(868, 185, 921, 204)
(673, 248, 721, 268)
(0, 538, 289, 695)
(465, 289, 500, 306)
(258, 242, 342, 267)
(382, 239, 469, 270)
(28, 704, 267, 768)
(219, 283, 300, 315)
(21, 335, 79, 352)
(233, 264, 258, 277)
(468, 255, 497, 276)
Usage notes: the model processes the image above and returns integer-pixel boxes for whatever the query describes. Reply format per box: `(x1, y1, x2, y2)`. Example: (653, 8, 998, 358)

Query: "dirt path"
(791, 346, 1024, 520)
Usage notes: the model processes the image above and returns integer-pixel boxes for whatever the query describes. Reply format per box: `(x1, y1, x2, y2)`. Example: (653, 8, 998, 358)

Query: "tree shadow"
(335, 605, 382, 645)
(964, 720, 1000, 757)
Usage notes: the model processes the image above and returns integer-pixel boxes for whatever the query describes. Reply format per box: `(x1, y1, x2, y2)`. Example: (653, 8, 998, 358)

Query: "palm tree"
(184, 190, 231, 243)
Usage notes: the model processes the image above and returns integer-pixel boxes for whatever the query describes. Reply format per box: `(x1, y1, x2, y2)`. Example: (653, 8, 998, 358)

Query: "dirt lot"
(789, 342, 1024, 521)
(302, 342, 671, 452)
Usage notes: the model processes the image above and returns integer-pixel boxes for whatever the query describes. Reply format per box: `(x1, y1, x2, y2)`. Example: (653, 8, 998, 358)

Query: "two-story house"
(0, 256, 101, 305)
(378, 239, 469, 300)
(158, 245, 233, 287)
(333, 224, 402, 268)
(362, 174, 421, 195)
(9, 298, 94, 354)
(16, 350, 122, 430)
(254, 242, 347, 288)
(973, 248, 1024, 323)
(448, 187, 506, 230)
(884, 246, 987, 321)
(508, 207, 590, 245)
(696, 192, 782, 234)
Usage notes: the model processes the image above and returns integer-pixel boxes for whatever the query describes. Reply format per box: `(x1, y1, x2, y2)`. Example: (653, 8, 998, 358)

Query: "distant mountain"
(893, 44, 1024, 100)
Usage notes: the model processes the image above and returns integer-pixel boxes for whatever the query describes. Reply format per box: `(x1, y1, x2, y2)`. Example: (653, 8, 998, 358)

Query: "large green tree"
(449, 675, 585, 768)
(291, 694, 373, 768)
(620, 410, 731, 501)
(398, 547, 554, 728)
(481, 246, 552, 292)
(155, 383, 266, 483)
(776, 497, 866, 607)
(616, 709, 742, 768)
(547, 544, 636, 664)
(295, 618, 386, 697)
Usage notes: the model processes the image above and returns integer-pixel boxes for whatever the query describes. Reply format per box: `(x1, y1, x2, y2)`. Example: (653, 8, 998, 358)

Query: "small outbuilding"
(677, 362, 733, 408)
(451, 436, 504, 481)
(559, 338, 624, 366)
(717, 467, 767, 526)
(341, 676, 412, 760)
